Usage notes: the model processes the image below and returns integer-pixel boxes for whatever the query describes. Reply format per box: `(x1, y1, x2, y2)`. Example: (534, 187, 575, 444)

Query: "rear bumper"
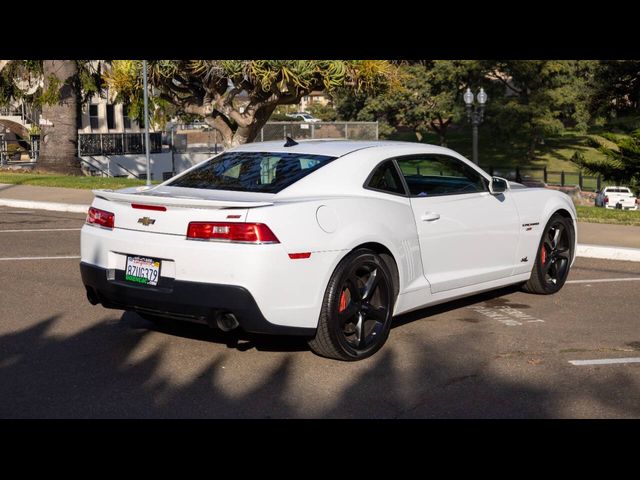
(605, 204, 637, 210)
(80, 262, 315, 336)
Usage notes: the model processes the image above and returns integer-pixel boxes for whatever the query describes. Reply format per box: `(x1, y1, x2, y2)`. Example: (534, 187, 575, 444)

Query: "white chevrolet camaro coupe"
(80, 139, 577, 361)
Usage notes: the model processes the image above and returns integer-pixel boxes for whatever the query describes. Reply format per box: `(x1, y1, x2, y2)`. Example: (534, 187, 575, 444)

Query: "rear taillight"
(604, 196, 609, 204)
(186, 222, 279, 243)
(86, 207, 115, 229)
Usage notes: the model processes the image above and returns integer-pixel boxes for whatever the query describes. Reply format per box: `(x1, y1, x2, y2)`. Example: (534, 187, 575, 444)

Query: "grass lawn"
(576, 205, 640, 226)
(389, 127, 615, 175)
(0, 172, 156, 189)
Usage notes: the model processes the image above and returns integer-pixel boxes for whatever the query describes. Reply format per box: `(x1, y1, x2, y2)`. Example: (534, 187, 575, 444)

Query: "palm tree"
(37, 60, 82, 175)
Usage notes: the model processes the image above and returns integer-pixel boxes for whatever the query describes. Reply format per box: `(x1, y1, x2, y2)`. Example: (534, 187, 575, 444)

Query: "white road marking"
(566, 277, 640, 284)
(0, 228, 82, 233)
(467, 305, 544, 326)
(569, 358, 640, 366)
(0, 255, 80, 261)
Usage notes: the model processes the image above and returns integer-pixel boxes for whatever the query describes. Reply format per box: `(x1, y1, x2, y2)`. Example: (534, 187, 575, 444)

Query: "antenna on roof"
(284, 136, 298, 147)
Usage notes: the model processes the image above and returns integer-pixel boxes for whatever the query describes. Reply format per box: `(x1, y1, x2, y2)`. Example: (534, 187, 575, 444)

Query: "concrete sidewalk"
(0, 183, 94, 204)
(0, 183, 93, 213)
(0, 182, 639, 256)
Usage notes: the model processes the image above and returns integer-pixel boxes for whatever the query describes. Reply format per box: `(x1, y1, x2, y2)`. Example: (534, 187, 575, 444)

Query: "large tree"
(589, 60, 640, 119)
(334, 61, 485, 145)
(574, 131, 640, 189)
(485, 60, 596, 159)
(104, 60, 399, 149)
(0, 60, 102, 174)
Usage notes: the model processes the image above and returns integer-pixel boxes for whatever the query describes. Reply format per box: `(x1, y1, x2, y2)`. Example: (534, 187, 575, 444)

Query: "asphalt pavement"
(1, 206, 639, 418)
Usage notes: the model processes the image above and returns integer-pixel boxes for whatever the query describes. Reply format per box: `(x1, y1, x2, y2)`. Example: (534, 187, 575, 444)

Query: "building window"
(123, 104, 132, 129)
(89, 104, 99, 129)
(106, 104, 115, 130)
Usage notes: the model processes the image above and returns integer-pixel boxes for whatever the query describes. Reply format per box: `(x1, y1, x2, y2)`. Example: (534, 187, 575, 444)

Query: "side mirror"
(489, 176, 509, 195)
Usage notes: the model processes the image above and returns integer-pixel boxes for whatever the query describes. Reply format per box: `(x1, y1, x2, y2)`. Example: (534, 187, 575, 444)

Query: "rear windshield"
(605, 187, 630, 193)
(168, 151, 336, 193)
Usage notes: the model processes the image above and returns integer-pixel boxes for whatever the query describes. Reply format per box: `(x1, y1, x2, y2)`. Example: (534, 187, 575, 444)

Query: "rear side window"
(366, 160, 406, 195)
(168, 151, 336, 193)
(396, 154, 487, 197)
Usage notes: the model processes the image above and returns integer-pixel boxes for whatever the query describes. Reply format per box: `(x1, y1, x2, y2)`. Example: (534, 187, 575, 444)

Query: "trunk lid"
(93, 186, 274, 235)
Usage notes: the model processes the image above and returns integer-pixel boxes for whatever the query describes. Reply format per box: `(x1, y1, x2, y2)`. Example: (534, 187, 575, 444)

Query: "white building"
(79, 95, 145, 134)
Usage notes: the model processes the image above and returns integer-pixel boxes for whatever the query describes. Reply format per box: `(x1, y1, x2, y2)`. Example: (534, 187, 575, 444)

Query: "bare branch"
(486, 70, 522, 95)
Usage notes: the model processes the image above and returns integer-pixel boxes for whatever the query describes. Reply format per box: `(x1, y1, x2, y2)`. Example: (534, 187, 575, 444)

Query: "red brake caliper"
(541, 245, 547, 265)
(339, 290, 348, 312)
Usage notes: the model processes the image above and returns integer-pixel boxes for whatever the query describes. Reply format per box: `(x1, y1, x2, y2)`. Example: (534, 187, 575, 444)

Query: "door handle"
(421, 212, 440, 222)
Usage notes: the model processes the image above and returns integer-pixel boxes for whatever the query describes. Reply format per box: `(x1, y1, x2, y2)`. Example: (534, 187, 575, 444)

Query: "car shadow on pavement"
(121, 311, 310, 353)
(392, 284, 526, 329)
(1, 310, 640, 418)
(118, 285, 527, 355)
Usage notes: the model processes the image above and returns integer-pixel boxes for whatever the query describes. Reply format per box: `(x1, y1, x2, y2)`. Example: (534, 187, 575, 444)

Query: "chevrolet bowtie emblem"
(138, 217, 156, 226)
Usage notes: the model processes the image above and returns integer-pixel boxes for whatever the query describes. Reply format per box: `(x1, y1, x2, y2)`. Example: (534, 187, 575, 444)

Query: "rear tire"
(308, 248, 396, 361)
(523, 213, 574, 295)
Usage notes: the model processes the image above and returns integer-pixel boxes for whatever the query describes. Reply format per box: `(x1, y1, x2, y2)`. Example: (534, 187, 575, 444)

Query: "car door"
(395, 154, 520, 294)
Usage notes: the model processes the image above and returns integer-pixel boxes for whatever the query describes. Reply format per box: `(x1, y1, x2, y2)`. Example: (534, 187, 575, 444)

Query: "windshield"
(168, 151, 336, 193)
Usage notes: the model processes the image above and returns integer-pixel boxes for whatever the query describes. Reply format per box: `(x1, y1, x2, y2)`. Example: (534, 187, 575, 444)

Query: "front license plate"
(125, 256, 161, 286)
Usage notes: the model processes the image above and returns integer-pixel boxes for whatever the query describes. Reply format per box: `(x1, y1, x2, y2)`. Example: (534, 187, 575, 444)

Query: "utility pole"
(143, 60, 151, 186)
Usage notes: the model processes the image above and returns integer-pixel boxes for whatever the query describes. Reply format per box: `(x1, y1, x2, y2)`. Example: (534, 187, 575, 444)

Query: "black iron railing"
(78, 133, 162, 156)
(484, 165, 603, 191)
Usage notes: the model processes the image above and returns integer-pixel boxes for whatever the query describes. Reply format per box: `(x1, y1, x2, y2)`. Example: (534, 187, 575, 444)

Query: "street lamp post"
(463, 87, 487, 165)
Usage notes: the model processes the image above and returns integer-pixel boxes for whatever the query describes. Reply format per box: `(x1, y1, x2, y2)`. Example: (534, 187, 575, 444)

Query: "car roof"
(229, 139, 453, 157)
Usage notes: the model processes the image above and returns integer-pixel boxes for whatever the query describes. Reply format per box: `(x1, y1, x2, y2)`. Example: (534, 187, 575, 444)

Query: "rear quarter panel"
(245, 191, 425, 315)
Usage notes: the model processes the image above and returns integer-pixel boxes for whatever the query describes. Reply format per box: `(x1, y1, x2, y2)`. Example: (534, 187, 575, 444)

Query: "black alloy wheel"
(523, 213, 574, 294)
(309, 249, 395, 361)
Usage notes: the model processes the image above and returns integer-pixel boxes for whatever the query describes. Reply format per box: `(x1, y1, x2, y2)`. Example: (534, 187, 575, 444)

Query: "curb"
(576, 243, 640, 262)
(2, 198, 640, 263)
(0, 198, 89, 214)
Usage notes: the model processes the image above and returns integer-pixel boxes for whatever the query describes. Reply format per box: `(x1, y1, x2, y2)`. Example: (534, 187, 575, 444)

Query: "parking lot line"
(0, 255, 81, 261)
(566, 277, 640, 284)
(569, 358, 640, 366)
(0, 228, 82, 233)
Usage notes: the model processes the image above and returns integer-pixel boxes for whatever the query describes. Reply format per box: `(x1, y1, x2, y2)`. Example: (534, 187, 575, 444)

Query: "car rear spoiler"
(93, 189, 274, 209)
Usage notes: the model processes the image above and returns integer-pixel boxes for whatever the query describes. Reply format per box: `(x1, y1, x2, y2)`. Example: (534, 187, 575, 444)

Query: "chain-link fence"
(171, 129, 222, 154)
(168, 121, 378, 154)
(258, 122, 378, 142)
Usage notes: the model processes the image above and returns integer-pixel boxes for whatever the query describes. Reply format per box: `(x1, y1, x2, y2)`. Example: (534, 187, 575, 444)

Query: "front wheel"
(308, 249, 395, 361)
(523, 213, 574, 294)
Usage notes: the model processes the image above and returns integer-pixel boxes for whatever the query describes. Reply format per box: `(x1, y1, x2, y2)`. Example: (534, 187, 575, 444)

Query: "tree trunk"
(38, 60, 82, 175)
(229, 104, 278, 148)
(527, 130, 538, 160)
